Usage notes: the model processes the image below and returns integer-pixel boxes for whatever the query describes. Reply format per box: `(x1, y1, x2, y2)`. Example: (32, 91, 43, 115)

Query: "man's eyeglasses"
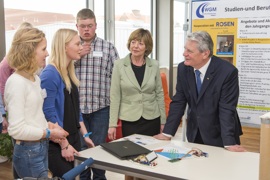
(78, 24, 94, 29)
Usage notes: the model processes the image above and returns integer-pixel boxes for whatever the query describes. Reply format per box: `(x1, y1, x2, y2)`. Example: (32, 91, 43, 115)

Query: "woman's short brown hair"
(127, 28, 153, 56)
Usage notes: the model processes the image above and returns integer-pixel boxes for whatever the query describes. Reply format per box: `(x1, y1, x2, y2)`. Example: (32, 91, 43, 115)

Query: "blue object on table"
(156, 152, 191, 159)
(62, 158, 94, 180)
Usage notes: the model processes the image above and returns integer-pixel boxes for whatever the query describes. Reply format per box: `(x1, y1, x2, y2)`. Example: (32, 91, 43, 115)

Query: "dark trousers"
(80, 107, 109, 180)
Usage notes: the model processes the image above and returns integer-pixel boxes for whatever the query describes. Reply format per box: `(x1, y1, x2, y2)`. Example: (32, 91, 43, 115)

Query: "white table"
(75, 135, 259, 180)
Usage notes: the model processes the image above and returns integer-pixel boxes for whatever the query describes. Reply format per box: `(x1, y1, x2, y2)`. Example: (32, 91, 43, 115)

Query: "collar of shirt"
(194, 57, 211, 83)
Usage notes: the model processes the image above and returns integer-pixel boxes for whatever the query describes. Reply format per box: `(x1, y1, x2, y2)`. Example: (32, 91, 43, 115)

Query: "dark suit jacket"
(163, 56, 242, 147)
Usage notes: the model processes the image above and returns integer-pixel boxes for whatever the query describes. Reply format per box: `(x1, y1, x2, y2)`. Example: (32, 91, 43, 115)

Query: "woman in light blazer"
(108, 28, 166, 140)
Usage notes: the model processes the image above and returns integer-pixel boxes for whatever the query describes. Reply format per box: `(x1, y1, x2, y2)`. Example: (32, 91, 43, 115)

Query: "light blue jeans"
(13, 139, 49, 178)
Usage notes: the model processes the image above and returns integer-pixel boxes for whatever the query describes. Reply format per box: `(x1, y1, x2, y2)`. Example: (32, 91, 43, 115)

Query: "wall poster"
(191, 0, 270, 125)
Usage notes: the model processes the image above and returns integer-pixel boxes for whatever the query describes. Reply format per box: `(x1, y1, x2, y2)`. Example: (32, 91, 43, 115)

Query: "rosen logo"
(196, 3, 217, 18)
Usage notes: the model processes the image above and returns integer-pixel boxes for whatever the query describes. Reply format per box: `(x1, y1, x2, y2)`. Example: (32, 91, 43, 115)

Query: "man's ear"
(203, 50, 210, 59)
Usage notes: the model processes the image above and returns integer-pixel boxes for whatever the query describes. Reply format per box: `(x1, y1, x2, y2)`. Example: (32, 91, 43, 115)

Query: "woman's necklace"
(131, 58, 145, 67)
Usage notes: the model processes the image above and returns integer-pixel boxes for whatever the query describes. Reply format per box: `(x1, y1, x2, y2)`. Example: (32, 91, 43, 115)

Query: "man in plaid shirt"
(75, 8, 119, 180)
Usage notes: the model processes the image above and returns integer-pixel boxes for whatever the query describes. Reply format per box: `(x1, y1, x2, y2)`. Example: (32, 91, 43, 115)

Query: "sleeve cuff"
(224, 145, 234, 148)
(162, 132, 173, 138)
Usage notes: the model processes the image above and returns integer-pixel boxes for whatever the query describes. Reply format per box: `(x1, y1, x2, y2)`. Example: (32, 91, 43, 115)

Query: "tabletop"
(75, 135, 259, 180)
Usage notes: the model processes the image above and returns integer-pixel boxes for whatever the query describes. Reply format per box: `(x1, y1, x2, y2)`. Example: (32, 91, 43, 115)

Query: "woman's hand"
(84, 137, 95, 148)
(160, 124, 165, 133)
(48, 122, 69, 140)
(48, 121, 58, 129)
(2, 117, 8, 133)
(60, 141, 80, 162)
(108, 127, 116, 140)
(50, 128, 69, 140)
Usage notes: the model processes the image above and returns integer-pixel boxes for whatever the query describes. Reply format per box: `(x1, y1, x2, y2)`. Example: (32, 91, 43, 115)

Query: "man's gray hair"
(186, 31, 213, 57)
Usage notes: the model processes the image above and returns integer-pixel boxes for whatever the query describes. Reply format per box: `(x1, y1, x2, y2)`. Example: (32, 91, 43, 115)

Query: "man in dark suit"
(154, 31, 246, 152)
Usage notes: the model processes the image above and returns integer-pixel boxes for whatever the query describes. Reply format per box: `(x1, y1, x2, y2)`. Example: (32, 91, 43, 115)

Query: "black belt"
(15, 139, 47, 145)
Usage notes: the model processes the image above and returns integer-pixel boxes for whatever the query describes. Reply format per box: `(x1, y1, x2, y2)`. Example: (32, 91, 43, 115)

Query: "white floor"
(104, 127, 184, 179)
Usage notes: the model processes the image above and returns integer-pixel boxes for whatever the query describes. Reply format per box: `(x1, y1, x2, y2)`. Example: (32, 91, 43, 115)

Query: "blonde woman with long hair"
(40, 28, 94, 177)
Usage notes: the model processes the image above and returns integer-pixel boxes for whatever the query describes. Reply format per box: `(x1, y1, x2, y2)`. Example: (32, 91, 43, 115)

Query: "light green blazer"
(109, 54, 166, 127)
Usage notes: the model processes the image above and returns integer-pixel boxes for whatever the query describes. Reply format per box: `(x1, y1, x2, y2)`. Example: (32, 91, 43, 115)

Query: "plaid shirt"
(75, 36, 119, 114)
